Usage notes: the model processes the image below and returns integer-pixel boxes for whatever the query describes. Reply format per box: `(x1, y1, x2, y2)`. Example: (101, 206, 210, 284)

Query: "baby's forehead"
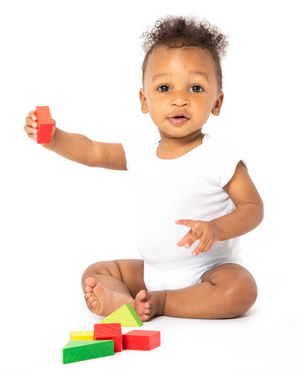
(145, 46, 216, 78)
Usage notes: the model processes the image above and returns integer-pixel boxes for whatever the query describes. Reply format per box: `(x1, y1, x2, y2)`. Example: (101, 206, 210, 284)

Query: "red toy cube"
(94, 323, 122, 352)
(35, 106, 54, 144)
(122, 330, 161, 351)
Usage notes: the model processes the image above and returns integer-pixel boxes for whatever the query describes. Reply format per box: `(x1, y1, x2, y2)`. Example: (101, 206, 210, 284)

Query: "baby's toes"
(84, 294, 95, 309)
(85, 285, 93, 293)
(87, 296, 95, 304)
(89, 301, 97, 309)
(141, 313, 151, 322)
(84, 292, 92, 300)
(85, 277, 97, 289)
(136, 290, 149, 302)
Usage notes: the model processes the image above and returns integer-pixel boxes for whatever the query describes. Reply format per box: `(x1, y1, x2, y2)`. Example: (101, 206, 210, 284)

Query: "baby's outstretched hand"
(24, 110, 56, 144)
(175, 219, 222, 256)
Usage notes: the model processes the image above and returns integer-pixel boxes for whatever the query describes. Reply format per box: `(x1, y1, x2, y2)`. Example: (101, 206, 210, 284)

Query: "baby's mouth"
(168, 115, 189, 126)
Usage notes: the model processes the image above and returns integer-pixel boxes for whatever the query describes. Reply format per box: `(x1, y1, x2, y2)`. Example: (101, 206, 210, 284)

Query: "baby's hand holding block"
(35, 106, 54, 144)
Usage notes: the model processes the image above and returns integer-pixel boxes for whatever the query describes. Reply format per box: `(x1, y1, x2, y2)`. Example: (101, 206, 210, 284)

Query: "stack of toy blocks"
(62, 303, 161, 364)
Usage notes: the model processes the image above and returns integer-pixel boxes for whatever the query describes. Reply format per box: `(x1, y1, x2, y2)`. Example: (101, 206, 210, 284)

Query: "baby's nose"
(170, 90, 189, 106)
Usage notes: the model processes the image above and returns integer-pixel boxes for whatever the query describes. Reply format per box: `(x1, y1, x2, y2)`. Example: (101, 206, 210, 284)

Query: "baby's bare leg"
(162, 263, 257, 319)
(133, 263, 258, 321)
(81, 259, 149, 318)
(81, 261, 257, 321)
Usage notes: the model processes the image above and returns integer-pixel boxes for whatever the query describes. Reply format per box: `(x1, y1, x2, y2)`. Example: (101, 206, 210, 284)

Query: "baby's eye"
(158, 85, 170, 92)
(190, 85, 203, 92)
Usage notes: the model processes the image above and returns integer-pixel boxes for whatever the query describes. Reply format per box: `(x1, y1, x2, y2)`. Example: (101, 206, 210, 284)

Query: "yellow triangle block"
(70, 330, 94, 340)
(98, 303, 143, 327)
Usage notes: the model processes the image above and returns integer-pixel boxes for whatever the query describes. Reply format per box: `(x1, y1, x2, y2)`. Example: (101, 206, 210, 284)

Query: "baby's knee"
(81, 260, 120, 290)
(224, 272, 258, 316)
(81, 261, 104, 289)
(210, 268, 258, 317)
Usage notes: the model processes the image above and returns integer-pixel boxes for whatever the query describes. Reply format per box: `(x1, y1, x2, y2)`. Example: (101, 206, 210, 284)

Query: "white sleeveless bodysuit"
(121, 134, 244, 291)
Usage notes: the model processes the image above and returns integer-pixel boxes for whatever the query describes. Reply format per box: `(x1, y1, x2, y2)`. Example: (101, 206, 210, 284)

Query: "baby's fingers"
(24, 110, 38, 141)
(177, 228, 193, 247)
(176, 219, 203, 248)
(24, 123, 38, 141)
(28, 110, 36, 120)
(177, 227, 205, 250)
(193, 234, 213, 256)
(175, 219, 194, 228)
(26, 110, 37, 127)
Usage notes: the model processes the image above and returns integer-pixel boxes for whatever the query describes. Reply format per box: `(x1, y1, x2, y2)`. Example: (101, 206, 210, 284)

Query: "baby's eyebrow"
(151, 72, 171, 83)
(189, 71, 209, 82)
(151, 71, 209, 83)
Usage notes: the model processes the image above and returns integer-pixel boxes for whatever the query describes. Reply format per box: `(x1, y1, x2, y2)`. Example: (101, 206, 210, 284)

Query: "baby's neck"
(156, 131, 204, 160)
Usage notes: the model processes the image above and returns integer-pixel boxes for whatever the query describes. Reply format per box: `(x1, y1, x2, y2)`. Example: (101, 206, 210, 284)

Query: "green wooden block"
(62, 340, 114, 364)
(98, 303, 143, 327)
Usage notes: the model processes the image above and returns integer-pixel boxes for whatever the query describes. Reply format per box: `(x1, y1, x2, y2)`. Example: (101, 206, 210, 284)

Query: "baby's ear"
(211, 107, 220, 116)
(211, 91, 224, 116)
(139, 89, 149, 114)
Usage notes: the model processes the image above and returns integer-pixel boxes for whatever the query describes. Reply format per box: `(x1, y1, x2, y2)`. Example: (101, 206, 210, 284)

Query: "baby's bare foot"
(135, 290, 166, 322)
(84, 277, 134, 317)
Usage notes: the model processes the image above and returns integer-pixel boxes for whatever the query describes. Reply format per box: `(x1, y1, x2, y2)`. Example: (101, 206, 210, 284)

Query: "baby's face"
(140, 46, 224, 140)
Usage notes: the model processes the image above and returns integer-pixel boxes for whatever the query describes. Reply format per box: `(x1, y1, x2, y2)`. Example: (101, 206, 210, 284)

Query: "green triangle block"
(98, 303, 143, 327)
(63, 340, 114, 364)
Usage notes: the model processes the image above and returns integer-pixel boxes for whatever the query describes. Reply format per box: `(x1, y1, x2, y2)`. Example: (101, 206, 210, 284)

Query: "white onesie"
(121, 133, 245, 291)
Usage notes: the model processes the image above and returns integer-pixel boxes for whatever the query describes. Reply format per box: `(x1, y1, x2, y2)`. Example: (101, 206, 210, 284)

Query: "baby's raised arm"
(24, 110, 127, 171)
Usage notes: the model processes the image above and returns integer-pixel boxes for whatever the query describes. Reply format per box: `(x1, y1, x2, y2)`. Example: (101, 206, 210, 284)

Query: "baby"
(24, 16, 264, 321)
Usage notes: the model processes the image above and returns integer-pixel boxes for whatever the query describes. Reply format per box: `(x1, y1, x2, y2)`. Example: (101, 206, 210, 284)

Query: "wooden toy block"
(123, 330, 161, 351)
(62, 340, 114, 364)
(98, 303, 143, 327)
(94, 323, 122, 352)
(35, 106, 54, 144)
(70, 330, 94, 340)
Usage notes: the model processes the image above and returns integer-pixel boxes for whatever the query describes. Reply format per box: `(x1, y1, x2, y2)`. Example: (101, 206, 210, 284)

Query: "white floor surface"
(3, 280, 300, 376)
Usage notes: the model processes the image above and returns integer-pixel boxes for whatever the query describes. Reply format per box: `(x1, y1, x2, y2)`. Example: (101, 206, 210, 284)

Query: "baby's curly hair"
(140, 15, 229, 90)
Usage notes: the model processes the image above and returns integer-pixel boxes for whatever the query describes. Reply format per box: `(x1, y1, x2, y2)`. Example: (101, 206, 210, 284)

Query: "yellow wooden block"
(70, 330, 94, 340)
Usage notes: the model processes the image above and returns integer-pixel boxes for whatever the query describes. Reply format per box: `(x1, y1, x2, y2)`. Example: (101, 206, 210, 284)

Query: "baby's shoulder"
(121, 135, 160, 166)
(129, 135, 160, 155)
(203, 134, 238, 155)
(204, 133, 230, 147)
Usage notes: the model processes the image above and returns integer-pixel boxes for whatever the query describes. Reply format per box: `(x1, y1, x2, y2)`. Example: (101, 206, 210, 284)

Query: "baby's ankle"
(151, 290, 166, 316)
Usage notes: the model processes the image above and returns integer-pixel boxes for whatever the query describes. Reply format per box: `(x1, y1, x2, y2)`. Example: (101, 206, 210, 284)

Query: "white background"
(1, 0, 299, 375)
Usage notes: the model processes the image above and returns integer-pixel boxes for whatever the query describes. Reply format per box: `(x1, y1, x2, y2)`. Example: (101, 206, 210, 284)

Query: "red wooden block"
(122, 330, 161, 351)
(94, 323, 122, 352)
(35, 106, 54, 144)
